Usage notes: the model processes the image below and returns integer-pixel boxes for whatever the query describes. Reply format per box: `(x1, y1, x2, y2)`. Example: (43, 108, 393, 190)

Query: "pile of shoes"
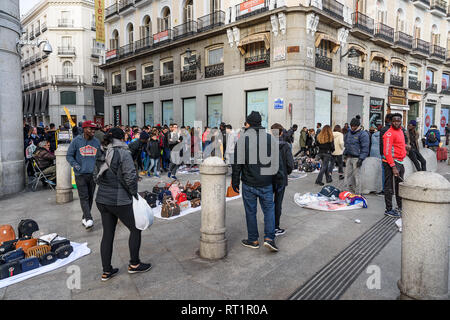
(294, 156, 321, 173)
(139, 180, 202, 218)
(0, 220, 73, 279)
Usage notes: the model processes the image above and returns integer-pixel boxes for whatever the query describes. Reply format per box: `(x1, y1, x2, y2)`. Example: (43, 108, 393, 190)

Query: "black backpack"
(428, 131, 437, 144)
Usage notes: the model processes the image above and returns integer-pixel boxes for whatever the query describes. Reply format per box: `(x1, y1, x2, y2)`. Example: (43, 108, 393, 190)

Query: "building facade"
(101, 0, 450, 140)
(21, 0, 105, 128)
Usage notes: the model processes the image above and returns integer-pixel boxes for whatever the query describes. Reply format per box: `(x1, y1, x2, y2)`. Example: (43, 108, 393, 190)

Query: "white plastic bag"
(132, 194, 154, 230)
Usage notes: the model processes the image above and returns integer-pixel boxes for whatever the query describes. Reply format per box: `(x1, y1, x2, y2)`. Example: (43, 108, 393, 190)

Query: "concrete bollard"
(398, 171, 450, 300)
(199, 156, 228, 260)
(55, 144, 73, 204)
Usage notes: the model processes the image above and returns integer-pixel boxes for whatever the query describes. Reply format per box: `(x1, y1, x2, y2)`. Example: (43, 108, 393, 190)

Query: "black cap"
(246, 111, 262, 127)
(108, 127, 125, 140)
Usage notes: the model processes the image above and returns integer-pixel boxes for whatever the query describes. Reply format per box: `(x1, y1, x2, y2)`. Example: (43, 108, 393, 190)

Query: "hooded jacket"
(332, 131, 344, 156)
(425, 129, 441, 147)
(343, 128, 370, 160)
(66, 134, 101, 175)
(94, 139, 138, 206)
(33, 147, 55, 169)
(299, 130, 307, 148)
(232, 126, 277, 188)
(277, 138, 294, 187)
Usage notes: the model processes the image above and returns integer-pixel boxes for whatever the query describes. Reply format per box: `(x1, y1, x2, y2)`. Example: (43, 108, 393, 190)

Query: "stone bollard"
(398, 171, 450, 300)
(55, 144, 73, 204)
(199, 156, 228, 259)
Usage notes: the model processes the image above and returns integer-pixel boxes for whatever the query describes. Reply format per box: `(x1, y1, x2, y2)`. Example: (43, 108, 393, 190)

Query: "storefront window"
(144, 102, 154, 127)
(128, 104, 136, 126)
(440, 107, 449, 136)
(183, 98, 196, 127)
(315, 89, 332, 126)
(426, 69, 434, 87)
(246, 90, 268, 129)
(442, 74, 450, 90)
(162, 100, 173, 125)
(424, 105, 435, 134)
(207, 95, 223, 128)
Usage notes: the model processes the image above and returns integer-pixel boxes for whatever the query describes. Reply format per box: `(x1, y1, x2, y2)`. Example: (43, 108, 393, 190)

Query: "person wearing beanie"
(66, 120, 101, 230)
(406, 120, 426, 171)
(343, 115, 370, 195)
(232, 111, 280, 252)
(128, 130, 150, 175)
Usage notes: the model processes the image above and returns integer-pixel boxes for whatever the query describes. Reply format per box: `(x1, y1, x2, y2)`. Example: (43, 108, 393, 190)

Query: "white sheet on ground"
(0, 242, 91, 289)
(294, 193, 365, 212)
(154, 195, 242, 220)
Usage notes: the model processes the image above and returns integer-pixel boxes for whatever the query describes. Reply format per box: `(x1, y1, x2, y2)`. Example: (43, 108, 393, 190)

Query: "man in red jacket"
(382, 113, 406, 218)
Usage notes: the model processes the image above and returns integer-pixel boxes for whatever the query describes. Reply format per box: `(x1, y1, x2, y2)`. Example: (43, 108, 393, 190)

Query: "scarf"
(96, 139, 128, 180)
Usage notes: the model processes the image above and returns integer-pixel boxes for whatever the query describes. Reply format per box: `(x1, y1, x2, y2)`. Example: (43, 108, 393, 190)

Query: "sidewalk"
(0, 162, 449, 300)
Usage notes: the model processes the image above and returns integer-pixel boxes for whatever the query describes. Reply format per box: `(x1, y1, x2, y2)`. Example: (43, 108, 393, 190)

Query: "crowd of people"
(20, 113, 449, 280)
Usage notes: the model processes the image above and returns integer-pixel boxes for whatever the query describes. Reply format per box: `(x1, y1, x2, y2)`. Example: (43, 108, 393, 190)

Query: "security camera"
(42, 41, 53, 55)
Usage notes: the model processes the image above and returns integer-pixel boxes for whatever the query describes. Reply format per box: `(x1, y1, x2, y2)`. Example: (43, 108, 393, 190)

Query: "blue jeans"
(242, 183, 275, 242)
(163, 147, 170, 170)
(148, 158, 159, 175)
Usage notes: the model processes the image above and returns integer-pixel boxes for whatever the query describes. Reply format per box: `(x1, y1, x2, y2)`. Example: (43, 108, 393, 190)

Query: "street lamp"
(185, 47, 201, 71)
(340, 47, 361, 61)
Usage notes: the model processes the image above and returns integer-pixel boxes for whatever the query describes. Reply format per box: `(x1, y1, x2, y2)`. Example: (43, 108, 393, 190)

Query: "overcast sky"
(20, 0, 42, 17)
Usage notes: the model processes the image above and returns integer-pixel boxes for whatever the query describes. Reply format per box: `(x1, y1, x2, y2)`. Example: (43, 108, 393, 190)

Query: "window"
(160, 59, 174, 75)
(207, 95, 223, 128)
(245, 42, 267, 58)
(354, 0, 366, 13)
(426, 69, 434, 86)
(112, 71, 121, 85)
(181, 51, 196, 71)
(316, 40, 331, 58)
(246, 90, 268, 129)
(375, 0, 386, 23)
(409, 65, 419, 81)
(127, 68, 137, 82)
(60, 91, 76, 105)
(63, 61, 73, 77)
(62, 36, 72, 48)
(396, 9, 405, 32)
(414, 18, 421, 39)
(127, 23, 134, 45)
(110, 30, 119, 49)
(128, 104, 137, 126)
(207, 46, 224, 65)
(162, 100, 174, 126)
(370, 59, 383, 72)
(158, 7, 171, 32)
(348, 55, 362, 67)
(183, 98, 196, 127)
(391, 64, 402, 76)
(142, 63, 154, 79)
(61, 11, 70, 20)
(184, 0, 193, 23)
(144, 102, 154, 126)
(442, 74, 450, 90)
(141, 16, 152, 39)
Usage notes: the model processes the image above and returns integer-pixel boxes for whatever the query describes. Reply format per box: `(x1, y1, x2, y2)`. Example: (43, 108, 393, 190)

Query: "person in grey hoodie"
(66, 120, 101, 229)
(94, 128, 152, 281)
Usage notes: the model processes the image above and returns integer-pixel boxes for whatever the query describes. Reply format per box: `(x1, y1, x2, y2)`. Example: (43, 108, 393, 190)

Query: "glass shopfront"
(128, 104, 136, 126)
(246, 89, 269, 129)
(144, 102, 154, 127)
(369, 97, 384, 129)
(183, 98, 196, 127)
(207, 95, 223, 128)
(316, 89, 332, 126)
(162, 100, 174, 126)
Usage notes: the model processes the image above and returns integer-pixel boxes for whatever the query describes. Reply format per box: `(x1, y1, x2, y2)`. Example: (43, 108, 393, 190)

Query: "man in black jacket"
(271, 123, 294, 237)
(128, 131, 149, 174)
(232, 111, 279, 252)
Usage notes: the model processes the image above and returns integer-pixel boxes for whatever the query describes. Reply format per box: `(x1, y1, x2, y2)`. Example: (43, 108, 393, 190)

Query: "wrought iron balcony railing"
(173, 21, 198, 41)
(126, 81, 137, 91)
(41, 22, 47, 33)
(142, 76, 154, 89)
(160, 73, 174, 86)
(394, 31, 413, 50)
(431, 45, 446, 60)
(205, 63, 224, 78)
(119, 0, 134, 12)
(431, 0, 446, 13)
(118, 43, 135, 58)
(245, 53, 270, 71)
(198, 11, 225, 33)
(181, 69, 197, 82)
(53, 75, 79, 84)
(409, 79, 422, 91)
(374, 22, 394, 43)
(352, 11, 374, 35)
(390, 74, 404, 87)
(315, 54, 332, 72)
(58, 46, 76, 55)
(105, 3, 119, 19)
(112, 84, 122, 94)
(370, 70, 385, 83)
(322, 0, 344, 21)
(135, 36, 153, 52)
(348, 64, 364, 79)
(412, 38, 430, 56)
(425, 83, 437, 93)
(235, 0, 268, 21)
(58, 19, 74, 27)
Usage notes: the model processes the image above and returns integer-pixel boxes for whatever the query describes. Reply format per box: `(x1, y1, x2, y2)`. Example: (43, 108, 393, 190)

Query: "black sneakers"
(263, 239, 279, 252)
(274, 228, 286, 237)
(241, 239, 259, 249)
(101, 268, 119, 282)
(128, 263, 152, 274)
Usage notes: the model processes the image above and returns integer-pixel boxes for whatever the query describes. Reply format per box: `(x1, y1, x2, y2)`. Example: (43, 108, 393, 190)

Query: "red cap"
(82, 120, 97, 128)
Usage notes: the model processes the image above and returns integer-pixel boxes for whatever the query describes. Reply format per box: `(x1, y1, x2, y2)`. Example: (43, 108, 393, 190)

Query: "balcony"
(41, 22, 47, 33)
(430, 45, 446, 63)
(135, 0, 152, 8)
(58, 46, 76, 56)
(393, 31, 413, 53)
(370, 70, 385, 84)
(425, 83, 437, 93)
(348, 64, 364, 79)
(160, 73, 174, 86)
(23, 83, 29, 91)
(373, 22, 394, 47)
(430, 0, 446, 16)
(411, 0, 430, 10)
(152, 29, 172, 47)
(205, 63, 224, 78)
(118, 43, 134, 58)
(197, 11, 225, 33)
(390, 75, 404, 87)
(35, 28, 40, 37)
(29, 82, 35, 90)
(105, 3, 119, 21)
(53, 75, 79, 84)
(58, 19, 74, 28)
(135, 36, 153, 52)
(173, 21, 198, 41)
(118, 0, 134, 15)
(34, 79, 41, 89)
(24, 58, 30, 67)
(235, 0, 268, 21)
(409, 79, 422, 91)
(142, 76, 154, 89)
(351, 12, 374, 40)
(40, 77, 49, 87)
(245, 53, 270, 71)
(315, 54, 332, 72)
(411, 39, 430, 59)
(181, 69, 197, 82)
(126, 81, 137, 91)
(91, 47, 102, 58)
(112, 84, 122, 94)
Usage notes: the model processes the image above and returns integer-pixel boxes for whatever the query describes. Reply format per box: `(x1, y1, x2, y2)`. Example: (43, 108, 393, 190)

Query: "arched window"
(63, 61, 73, 78)
(184, 0, 193, 23)
(414, 18, 421, 39)
(141, 15, 151, 39)
(376, 0, 386, 23)
(431, 25, 440, 46)
(110, 29, 119, 49)
(126, 23, 134, 45)
(158, 7, 171, 32)
(396, 9, 405, 32)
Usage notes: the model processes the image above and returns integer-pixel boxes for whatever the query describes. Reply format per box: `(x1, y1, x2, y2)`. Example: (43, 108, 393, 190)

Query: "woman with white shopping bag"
(94, 128, 153, 281)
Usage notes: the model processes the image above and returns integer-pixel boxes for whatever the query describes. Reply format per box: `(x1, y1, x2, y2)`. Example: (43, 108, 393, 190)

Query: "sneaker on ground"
(274, 228, 286, 237)
(384, 210, 401, 218)
(263, 239, 279, 252)
(168, 172, 171, 178)
(85, 219, 94, 229)
(128, 263, 152, 274)
(101, 268, 119, 282)
(241, 239, 259, 249)
(394, 208, 402, 215)
(81, 219, 87, 227)
(172, 176, 177, 180)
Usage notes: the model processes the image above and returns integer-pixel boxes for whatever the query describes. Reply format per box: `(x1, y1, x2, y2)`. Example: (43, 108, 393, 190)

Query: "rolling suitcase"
(436, 147, 448, 162)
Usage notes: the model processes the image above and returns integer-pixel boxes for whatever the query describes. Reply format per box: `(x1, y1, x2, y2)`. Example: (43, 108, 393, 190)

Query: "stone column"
(0, 1, 24, 197)
(55, 144, 73, 204)
(398, 171, 450, 300)
(199, 156, 228, 259)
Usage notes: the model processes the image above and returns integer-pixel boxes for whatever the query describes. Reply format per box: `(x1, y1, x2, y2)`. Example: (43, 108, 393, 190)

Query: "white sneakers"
(82, 218, 94, 229)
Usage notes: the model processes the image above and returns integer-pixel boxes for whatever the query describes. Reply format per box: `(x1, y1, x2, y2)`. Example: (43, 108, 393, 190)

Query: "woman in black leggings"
(95, 128, 152, 281)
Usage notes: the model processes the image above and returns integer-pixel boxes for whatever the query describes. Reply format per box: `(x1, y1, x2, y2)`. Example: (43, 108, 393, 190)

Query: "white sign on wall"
(273, 46, 286, 61)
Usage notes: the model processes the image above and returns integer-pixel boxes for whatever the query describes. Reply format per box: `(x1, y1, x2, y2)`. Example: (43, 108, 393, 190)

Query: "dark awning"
(35, 91, 42, 116)
(42, 89, 49, 116)
(29, 93, 36, 117)
(24, 94, 30, 117)
(94, 89, 104, 116)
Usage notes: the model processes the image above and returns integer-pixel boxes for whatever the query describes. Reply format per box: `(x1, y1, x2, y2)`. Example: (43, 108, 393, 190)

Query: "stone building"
(21, 0, 105, 128)
(101, 0, 450, 140)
